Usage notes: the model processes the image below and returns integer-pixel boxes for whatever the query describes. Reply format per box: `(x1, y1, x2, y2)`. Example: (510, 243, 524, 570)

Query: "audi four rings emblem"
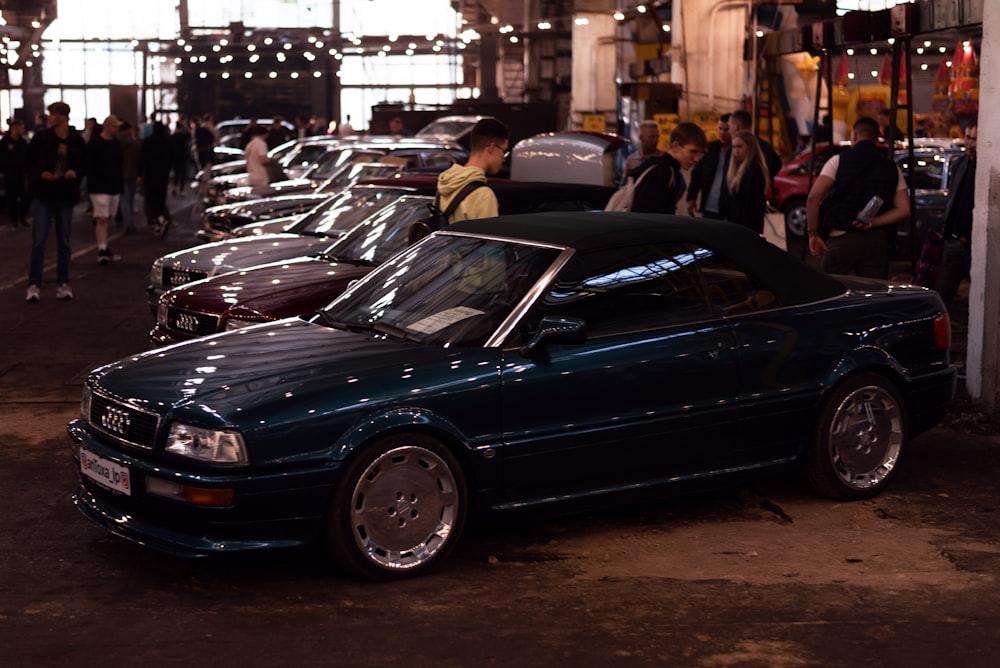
(175, 313, 199, 332)
(101, 406, 131, 435)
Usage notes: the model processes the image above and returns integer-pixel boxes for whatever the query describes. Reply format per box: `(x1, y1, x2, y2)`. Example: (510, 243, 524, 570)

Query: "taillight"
(934, 311, 951, 350)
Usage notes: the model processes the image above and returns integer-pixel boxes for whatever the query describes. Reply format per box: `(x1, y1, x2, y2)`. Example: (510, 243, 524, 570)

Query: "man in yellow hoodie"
(435, 118, 510, 223)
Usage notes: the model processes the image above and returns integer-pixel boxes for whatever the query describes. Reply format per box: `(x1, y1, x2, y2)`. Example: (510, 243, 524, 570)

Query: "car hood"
(207, 193, 330, 219)
(91, 319, 446, 422)
(229, 215, 305, 237)
(161, 255, 373, 318)
(160, 236, 330, 279)
(225, 178, 315, 201)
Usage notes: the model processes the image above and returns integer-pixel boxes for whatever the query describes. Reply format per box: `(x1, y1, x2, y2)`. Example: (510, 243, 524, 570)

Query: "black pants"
(3, 175, 28, 225)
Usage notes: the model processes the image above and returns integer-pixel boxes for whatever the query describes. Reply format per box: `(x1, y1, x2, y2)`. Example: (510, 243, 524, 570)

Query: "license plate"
(79, 448, 132, 496)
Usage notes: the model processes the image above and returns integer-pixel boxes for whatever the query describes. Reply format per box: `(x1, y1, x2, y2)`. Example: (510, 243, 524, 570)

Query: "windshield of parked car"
(290, 188, 404, 237)
(305, 149, 368, 180)
(319, 197, 432, 264)
(319, 234, 562, 347)
(322, 162, 403, 190)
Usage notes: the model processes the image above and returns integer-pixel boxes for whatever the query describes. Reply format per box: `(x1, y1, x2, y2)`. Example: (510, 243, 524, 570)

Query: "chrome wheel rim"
(786, 204, 807, 238)
(828, 385, 903, 490)
(349, 445, 459, 571)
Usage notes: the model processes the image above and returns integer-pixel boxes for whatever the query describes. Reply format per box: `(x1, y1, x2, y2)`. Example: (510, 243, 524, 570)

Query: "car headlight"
(81, 384, 92, 421)
(165, 423, 247, 464)
(150, 258, 164, 286)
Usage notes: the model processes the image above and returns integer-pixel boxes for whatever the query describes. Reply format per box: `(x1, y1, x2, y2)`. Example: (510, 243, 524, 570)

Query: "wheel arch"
(819, 352, 914, 432)
(329, 407, 488, 516)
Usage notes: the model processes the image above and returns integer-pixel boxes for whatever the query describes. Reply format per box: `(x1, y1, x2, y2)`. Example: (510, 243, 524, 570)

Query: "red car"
(770, 142, 841, 240)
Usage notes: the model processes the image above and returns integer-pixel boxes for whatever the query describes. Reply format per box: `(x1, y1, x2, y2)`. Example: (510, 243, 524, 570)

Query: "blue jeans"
(29, 199, 74, 287)
(120, 178, 137, 230)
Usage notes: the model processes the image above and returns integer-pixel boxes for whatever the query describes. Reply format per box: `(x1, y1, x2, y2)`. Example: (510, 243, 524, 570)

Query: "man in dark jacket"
(685, 113, 731, 219)
(140, 121, 174, 236)
(0, 118, 30, 228)
(629, 121, 706, 215)
(87, 114, 125, 263)
(25, 101, 87, 301)
(805, 116, 909, 279)
(934, 119, 977, 308)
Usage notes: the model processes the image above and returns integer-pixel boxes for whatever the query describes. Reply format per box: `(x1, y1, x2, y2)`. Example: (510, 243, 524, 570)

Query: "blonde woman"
(724, 130, 770, 234)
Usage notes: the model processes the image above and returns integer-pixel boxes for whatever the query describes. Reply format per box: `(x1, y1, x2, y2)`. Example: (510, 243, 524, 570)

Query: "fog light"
(146, 477, 234, 506)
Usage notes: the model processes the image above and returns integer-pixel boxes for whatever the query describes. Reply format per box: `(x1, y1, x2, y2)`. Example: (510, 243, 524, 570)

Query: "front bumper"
(68, 420, 338, 557)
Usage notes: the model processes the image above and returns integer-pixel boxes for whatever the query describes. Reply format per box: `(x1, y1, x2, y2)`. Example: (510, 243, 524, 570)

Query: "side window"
(521, 243, 716, 338)
(900, 154, 946, 191)
(699, 252, 780, 316)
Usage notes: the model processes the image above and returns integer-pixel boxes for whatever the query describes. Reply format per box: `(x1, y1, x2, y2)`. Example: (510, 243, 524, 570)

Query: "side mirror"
(519, 317, 587, 358)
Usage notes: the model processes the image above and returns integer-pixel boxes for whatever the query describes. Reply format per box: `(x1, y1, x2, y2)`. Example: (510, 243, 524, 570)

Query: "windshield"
(324, 162, 402, 190)
(320, 233, 562, 347)
(417, 119, 476, 139)
(290, 188, 403, 236)
(320, 197, 432, 264)
(307, 149, 369, 179)
(282, 143, 334, 170)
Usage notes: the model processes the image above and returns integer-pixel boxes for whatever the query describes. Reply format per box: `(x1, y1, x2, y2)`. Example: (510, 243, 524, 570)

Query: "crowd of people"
(4, 102, 238, 302)
(620, 108, 976, 309)
(6, 101, 976, 312)
(624, 109, 781, 230)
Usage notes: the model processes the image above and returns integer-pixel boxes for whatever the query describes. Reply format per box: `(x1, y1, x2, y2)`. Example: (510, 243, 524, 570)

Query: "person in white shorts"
(86, 114, 125, 264)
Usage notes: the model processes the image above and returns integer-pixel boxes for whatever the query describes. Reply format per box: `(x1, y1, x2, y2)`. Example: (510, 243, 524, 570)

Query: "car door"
(498, 242, 740, 503)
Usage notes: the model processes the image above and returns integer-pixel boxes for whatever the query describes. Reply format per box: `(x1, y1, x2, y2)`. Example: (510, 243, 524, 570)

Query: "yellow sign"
(582, 114, 607, 132)
(653, 113, 679, 152)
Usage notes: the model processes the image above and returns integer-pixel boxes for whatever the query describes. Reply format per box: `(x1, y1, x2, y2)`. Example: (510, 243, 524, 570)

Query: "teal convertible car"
(69, 213, 956, 579)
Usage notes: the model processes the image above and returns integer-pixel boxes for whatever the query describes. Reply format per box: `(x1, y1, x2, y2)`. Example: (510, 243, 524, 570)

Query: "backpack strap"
(441, 181, 487, 223)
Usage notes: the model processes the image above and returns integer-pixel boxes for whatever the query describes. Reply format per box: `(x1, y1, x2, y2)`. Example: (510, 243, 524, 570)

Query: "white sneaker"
(25, 285, 40, 302)
(56, 283, 74, 300)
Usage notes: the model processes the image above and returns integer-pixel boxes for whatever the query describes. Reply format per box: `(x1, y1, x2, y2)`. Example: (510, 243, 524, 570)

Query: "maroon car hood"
(161, 256, 375, 320)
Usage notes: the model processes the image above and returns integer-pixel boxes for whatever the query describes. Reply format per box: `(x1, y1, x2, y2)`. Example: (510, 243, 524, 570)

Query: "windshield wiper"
(319, 253, 378, 267)
(373, 322, 423, 343)
(311, 313, 422, 343)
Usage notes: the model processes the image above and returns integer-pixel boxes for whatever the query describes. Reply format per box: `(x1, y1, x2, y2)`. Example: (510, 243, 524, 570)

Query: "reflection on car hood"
(207, 193, 331, 219)
(92, 319, 435, 417)
(160, 236, 328, 279)
(161, 256, 373, 316)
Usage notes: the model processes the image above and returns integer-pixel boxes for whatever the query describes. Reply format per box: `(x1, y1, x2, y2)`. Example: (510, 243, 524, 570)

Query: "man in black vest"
(934, 119, 977, 309)
(805, 116, 909, 279)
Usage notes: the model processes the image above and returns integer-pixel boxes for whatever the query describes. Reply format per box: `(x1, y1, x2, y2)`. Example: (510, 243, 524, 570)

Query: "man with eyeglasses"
(935, 119, 977, 310)
(434, 117, 510, 224)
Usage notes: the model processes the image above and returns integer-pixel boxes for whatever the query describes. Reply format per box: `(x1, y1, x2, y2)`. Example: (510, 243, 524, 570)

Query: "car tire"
(804, 373, 908, 501)
(325, 432, 467, 580)
(783, 199, 807, 239)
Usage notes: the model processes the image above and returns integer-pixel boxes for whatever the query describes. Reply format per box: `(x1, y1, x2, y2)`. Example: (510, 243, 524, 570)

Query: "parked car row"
(151, 180, 615, 346)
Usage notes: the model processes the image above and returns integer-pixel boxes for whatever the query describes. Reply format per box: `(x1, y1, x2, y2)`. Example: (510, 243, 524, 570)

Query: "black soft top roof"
(447, 212, 846, 305)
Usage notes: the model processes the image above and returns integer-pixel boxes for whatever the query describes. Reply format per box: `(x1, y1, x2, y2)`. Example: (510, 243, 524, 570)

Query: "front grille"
(165, 306, 220, 336)
(89, 390, 160, 450)
(163, 266, 207, 288)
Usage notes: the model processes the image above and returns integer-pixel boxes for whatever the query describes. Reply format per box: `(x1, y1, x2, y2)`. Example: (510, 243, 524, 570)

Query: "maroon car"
(151, 181, 615, 346)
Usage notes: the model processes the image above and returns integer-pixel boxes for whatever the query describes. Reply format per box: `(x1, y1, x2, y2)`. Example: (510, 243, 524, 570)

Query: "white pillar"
(965, 0, 1000, 410)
